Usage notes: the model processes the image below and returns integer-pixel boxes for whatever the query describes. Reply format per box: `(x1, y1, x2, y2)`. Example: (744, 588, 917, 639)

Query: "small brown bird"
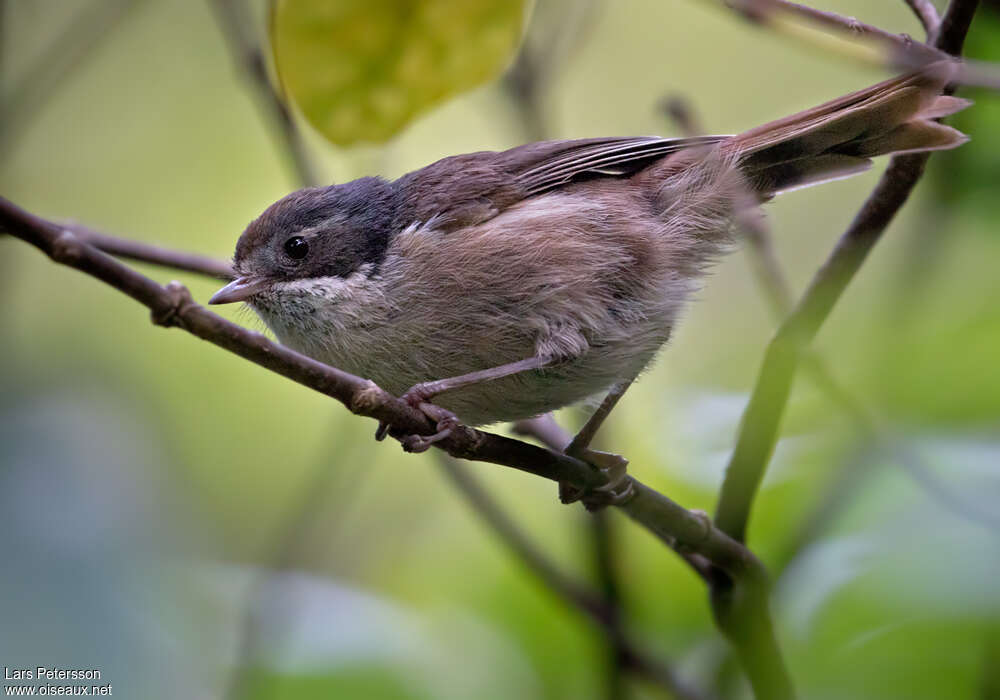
(210, 62, 968, 483)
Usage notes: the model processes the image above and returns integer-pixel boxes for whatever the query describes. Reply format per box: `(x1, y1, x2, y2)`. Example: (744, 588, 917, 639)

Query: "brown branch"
(720, 0, 947, 65)
(64, 222, 235, 280)
(5, 197, 773, 700)
(3, 196, 774, 697)
(206, 0, 320, 188)
(0, 194, 763, 585)
(1, 197, 599, 487)
(513, 414, 714, 582)
(710, 0, 1000, 90)
(713, 0, 980, 545)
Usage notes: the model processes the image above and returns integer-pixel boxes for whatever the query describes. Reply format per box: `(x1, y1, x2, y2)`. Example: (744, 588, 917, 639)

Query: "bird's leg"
(377, 356, 554, 452)
(561, 378, 636, 509)
(402, 356, 552, 406)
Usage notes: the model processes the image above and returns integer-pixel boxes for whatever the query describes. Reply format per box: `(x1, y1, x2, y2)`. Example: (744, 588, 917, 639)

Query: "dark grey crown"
(235, 176, 400, 280)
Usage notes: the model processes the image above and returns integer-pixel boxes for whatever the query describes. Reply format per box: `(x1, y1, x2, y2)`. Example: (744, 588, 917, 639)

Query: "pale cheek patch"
(271, 275, 355, 302)
(250, 265, 389, 352)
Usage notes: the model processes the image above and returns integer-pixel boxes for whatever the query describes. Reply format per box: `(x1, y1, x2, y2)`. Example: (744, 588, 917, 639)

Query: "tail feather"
(923, 95, 974, 120)
(730, 61, 970, 195)
(842, 120, 969, 158)
(761, 154, 873, 196)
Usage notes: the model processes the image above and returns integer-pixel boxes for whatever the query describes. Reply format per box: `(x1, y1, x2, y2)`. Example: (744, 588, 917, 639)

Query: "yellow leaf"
(271, 0, 529, 146)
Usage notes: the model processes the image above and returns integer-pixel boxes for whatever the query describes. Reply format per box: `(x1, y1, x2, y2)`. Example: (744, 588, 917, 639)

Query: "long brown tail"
(729, 61, 970, 195)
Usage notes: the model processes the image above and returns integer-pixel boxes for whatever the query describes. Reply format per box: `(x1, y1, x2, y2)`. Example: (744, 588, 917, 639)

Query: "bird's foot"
(374, 384, 458, 453)
(560, 447, 634, 511)
(398, 402, 460, 453)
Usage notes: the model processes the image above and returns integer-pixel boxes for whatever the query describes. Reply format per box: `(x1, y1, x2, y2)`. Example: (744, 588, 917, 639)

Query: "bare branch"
(65, 222, 235, 280)
(718, 0, 946, 66)
(0, 196, 763, 587)
(1, 198, 594, 485)
(713, 0, 981, 544)
(206, 0, 320, 187)
(706, 0, 1000, 90)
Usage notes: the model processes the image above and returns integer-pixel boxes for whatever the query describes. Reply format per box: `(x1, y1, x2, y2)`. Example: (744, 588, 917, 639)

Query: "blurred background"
(1, 1, 998, 698)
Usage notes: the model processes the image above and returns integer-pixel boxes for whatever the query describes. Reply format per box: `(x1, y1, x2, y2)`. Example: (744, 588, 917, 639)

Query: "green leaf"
(270, 0, 529, 146)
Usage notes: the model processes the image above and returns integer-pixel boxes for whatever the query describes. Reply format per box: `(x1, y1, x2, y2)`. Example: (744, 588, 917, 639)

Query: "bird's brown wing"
(503, 135, 726, 196)
(393, 135, 727, 232)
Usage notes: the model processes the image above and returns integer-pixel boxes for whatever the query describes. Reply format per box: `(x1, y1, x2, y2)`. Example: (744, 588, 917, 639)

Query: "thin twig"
(713, 0, 981, 545)
(206, 0, 320, 187)
(707, 0, 1000, 90)
(719, 0, 946, 66)
(64, 222, 235, 279)
(904, 0, 942, 36)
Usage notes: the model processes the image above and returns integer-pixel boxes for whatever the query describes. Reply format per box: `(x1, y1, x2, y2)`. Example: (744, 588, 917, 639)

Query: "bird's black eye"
(283, 236, 309, 260)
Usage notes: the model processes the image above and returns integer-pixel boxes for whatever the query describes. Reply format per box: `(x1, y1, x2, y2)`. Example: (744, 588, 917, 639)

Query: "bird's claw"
(560, 448, 634, 510)
(375, 388, 459, 453)
(399, 406, 459, 453)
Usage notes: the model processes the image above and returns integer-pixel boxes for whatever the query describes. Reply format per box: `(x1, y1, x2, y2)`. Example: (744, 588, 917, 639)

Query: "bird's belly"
(380, 339, 661, 427)
(433, 369, 617, 426)
(264, 309, 659, 426)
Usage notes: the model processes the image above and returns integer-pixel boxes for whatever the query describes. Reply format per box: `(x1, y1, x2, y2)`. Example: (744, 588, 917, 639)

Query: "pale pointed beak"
(208, 276, 269, 305)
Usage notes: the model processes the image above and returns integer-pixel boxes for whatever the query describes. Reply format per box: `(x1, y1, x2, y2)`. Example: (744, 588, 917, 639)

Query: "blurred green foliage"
(271, 0, 528, 144)
(1, 1, 998, 699)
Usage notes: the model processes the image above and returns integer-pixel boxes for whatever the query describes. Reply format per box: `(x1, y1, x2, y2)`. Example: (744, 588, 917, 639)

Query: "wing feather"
(512, 135, 727, 195)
